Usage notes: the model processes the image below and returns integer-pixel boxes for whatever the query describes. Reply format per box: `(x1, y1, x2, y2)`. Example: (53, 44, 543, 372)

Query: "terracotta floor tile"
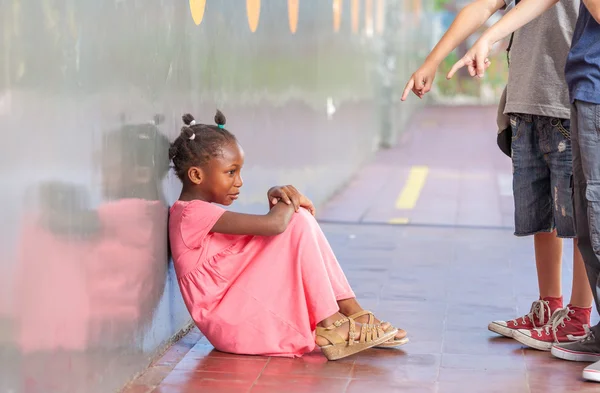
(261, 356, 354, 378)
(175, 356, 268, 376)
(153, 384, 250, 393)
(437, 368, 529, 391)
(154, 370, 256, 392)
(251, 374, 349, 393)
(185, 341, 272, 362)
(352, 353, 441, 382)
(442, 331, 521, 356)
(528, 379, 600, 393)
(441, 353, 526, 371)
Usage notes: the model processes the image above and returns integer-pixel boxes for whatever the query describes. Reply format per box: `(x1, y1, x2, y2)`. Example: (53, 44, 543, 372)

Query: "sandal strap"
(323, 317, 349, 330)
(316, 316, 390, 347)
(348, 310, 396, 333)
(359, 323, 385, 343)
(347, 310, 374, 323)
(316, 326, 346, 346)
(315, 316, 357, 346)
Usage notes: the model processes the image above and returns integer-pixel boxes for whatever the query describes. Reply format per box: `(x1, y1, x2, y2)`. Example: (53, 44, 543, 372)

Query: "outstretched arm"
(402, 0, 506, 100)
(447, 0, 559, 79)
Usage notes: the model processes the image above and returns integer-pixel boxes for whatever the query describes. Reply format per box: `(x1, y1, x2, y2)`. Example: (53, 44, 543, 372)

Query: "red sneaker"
(488, 297, 562, 338)
(512, 305, 592, 351)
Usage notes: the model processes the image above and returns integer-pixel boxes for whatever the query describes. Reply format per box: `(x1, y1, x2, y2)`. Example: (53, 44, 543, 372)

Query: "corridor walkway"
(122, 106, 599, 393)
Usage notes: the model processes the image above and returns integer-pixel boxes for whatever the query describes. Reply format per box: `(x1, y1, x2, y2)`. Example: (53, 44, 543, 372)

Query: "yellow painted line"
(395, 166, 429, 210)
(389, 217, 410, 225)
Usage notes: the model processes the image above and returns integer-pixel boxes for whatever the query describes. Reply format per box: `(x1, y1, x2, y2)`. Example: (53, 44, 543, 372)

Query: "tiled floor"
(123, 223, 600, 393)
(122, 106, 600, 392)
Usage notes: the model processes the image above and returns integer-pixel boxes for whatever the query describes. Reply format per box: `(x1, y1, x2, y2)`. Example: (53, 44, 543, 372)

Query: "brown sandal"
(315, 316, 398, 360)
(346, 310, 409, 348)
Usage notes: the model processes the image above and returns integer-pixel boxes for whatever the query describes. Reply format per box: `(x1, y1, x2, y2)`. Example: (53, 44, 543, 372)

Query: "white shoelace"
(515, 299, 552, 328)
(534, 306, 574, 342)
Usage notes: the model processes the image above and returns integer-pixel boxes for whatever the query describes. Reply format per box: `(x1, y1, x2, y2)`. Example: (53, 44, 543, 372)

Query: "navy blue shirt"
(565, 3, 600, 104)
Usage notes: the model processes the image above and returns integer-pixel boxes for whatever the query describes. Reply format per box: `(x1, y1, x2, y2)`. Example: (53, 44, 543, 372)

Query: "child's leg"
(534, 231, 563, 299)
(550, 102, 600, 363)
(552, 101, 600, 362)
(297, 209, 407, 341)
(544, 115, 593, 308)
(514, 114, 564, 303)
(297, 209, 355, 300)
(570, 239, 594, 308)
(268, 210, 397, 358)
(488, 114, 564, 338)
(509, 115, 593, 351)
(571, 100, 600, 329)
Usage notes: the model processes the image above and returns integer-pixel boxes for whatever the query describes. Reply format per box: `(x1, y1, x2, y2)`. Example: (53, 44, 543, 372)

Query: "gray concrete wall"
(0, 0, 431, 391)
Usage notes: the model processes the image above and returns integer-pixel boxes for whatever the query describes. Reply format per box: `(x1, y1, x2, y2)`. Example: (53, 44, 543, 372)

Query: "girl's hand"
(447, 36, 493, 80)
(268, 185, 316, 216)
(298, 194, 316, 216)
(401, 61, 437, 101)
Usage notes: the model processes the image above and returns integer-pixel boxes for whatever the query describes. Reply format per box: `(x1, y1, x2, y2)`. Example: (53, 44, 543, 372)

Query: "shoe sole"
(320, 328, 398, 361)
(512, 330, 552, 351)
(488, 322, 515, 338)
(583, 368, 600, 382)
(551, 345, 600, 362)
(375, 337, 409, 349)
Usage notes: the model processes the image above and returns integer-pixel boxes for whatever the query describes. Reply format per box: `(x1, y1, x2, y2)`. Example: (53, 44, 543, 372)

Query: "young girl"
(167, 111, 408, 360)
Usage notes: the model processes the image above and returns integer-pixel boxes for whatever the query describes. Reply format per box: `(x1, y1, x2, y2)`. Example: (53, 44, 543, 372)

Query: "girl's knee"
(290, 208, 317, 227)
(281, 208, 318, 239)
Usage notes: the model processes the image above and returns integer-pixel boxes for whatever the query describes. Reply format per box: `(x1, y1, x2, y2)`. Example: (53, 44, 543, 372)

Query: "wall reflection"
(11, 120, 170, 392)
(0, 0, 432, 391)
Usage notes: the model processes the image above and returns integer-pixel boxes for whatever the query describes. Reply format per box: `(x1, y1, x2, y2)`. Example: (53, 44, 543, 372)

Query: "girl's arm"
(447, 0, 560, 79)
(402, 0, 506, 100)
(211, 202, 295, 236)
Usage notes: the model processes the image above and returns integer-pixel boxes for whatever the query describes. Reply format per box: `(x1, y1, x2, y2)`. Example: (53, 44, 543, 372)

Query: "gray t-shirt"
(503, 0, 579, 119)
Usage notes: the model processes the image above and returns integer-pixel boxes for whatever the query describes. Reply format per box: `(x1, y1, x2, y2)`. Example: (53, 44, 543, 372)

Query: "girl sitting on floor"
(168, 110, 408, 360)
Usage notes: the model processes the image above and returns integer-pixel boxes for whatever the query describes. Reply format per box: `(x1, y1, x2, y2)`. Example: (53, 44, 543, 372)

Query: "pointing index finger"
(401, 79, 415, 101)
(446, 58, 465, 80)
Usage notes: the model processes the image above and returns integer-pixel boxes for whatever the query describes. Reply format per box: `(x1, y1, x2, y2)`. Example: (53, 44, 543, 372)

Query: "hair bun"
(214, 110, 226, 127)
(180, 127, 195, 140)
(182, 113, 196, 126)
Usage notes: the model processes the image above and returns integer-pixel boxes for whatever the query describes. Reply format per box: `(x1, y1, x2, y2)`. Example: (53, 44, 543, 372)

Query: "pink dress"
(169, 200, 355, 357)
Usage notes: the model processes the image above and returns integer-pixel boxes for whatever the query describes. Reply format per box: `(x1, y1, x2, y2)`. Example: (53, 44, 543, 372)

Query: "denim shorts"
(510, 113, 576, 238)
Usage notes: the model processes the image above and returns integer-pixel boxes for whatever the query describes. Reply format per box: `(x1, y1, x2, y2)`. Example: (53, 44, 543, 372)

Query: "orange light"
(288, 0, 299, 33)
(351, 0, 360, 34)
(333, 0, 342, 33)
(376, 0, 385, 34)
(189, 0, 206, 26)
(247, 0, 261, 32)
